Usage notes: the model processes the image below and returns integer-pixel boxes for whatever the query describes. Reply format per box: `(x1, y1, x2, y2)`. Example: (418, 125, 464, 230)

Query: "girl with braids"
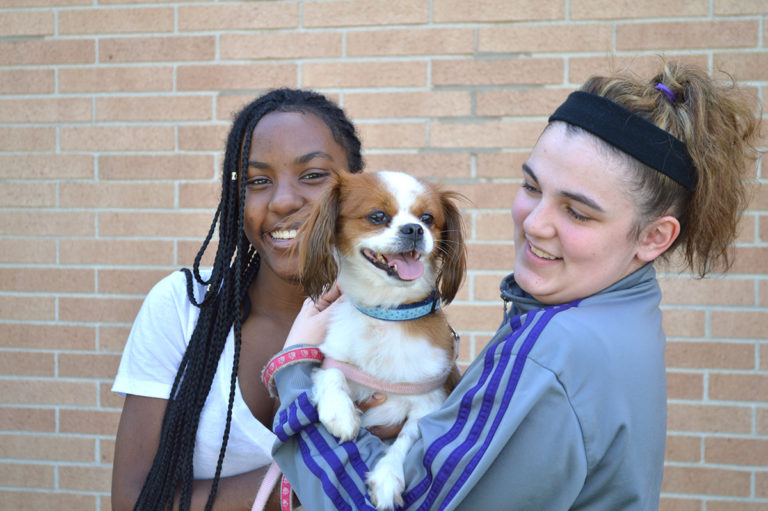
(265, 61, 759, 510)
(111, 88, 363, 510)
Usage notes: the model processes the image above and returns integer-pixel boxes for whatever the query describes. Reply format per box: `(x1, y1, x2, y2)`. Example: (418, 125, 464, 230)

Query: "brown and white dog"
(298, 170, 466, 510)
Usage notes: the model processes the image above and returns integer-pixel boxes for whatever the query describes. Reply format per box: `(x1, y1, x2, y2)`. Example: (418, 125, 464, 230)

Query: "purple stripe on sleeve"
(297, 433, 353, 511)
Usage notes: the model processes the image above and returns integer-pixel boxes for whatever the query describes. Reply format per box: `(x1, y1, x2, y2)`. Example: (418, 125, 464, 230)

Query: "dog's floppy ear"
(299, 175, 343, 301)
(435, 190, 467, 304)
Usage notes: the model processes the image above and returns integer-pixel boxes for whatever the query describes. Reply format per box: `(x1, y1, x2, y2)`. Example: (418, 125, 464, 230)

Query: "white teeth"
(270, 229, 297, 240)
(392, 263, 398, 272)
(376, 253, 387, 264)
(530, 244, 558, 260)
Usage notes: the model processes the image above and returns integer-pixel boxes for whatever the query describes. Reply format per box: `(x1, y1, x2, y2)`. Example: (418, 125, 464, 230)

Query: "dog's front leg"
(312, 368, 361, 442)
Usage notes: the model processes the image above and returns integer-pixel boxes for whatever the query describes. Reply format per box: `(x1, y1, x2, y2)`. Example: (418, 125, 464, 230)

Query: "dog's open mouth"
(361, 248, 424, 281)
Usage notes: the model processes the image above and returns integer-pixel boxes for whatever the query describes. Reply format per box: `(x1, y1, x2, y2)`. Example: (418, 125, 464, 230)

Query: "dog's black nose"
(400, 223, 424, 240)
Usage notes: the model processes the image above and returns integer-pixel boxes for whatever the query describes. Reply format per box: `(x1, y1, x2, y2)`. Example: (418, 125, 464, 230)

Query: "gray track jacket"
(272, 264, 667, 510)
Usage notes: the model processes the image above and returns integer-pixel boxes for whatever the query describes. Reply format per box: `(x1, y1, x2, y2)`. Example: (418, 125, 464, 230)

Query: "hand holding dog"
(283, 285, 343, 349)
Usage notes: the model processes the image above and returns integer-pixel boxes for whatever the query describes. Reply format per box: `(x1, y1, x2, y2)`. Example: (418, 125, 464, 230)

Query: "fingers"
(315, 283, 343, 311)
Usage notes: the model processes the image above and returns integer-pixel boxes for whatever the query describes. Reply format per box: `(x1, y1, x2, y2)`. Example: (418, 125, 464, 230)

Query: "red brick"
(0, 268, 94, 293)
(59, 66, 173, 93)
(99, 154, 214, 181)
(661, 465, 750, 496)
(667, 403, 751, 434)
(431, 120, 544, 149)
(59, 296, 142, 324)
(617, 21, 758, 51)
(665, 435, 701, 463)
(0, 182, 55, 207)
(221, 32, 342, 60)
(0, 97, 91, 123)
(666, 371, 704, 400)
(60, 182, 175, 208)
(59, 353, 122, 380)
(0, 380, 97, 407)
(303, 0, 428, 27)
(479, 24, 611, 53)
(0, 297, 55, 321)
(60, 239, 174, 267)
(0, 352, 55, 377)
(0, 127, 55, 151)
(0, 39, 93, 65)
(433, 0, 563, 22)
(0, 462, 54, 489)
(303, 61, 427, 88)
(705, 437, 768, 467)
(665, 341, 755, 370)
(710, 373, 768, 402)
(0, 68, 54, 94)
(0, 10, 53, 36)
(177, 63, 296, 91)
(178, 2, 298, 31)
(0, 154, 93, 180)
(0, 324, 95, 351)
(433, 58, 563, 86)
(571, 0, 707, 19)
(362, 153, 471, 180)
(61, 125, 174, 152)
(99, 36, 215, 63)
(347, 28, 473, 56)
(59, 7, 173, 34)
(0, 407, 55, 432)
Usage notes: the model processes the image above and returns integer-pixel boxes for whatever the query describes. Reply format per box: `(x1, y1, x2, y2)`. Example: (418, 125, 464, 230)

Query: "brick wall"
(0, 0, 766, 509)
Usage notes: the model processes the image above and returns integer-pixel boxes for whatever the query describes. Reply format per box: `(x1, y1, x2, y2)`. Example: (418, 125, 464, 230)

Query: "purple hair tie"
(655, 83, 675, 103)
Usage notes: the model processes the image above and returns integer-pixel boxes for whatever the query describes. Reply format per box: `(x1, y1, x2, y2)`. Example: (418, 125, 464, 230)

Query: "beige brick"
(60, 66, 174, 93)
(179, 2, 298, 31)
(758, 216, 768, 243)
(178, 240, 218, 268)
(736, 215, 756, 244)
(667, 403, 751, 434)
(467, 242, 515, 271)
(479, 24, 611, 53)
(61, 125, 174, 152)
(0, 324, 95, 351)
(179, 181, 219, 209)
(59, 7, 173, 34)
(0, 10, 53, 36)
(101, 381, 125, 408)
(0, 380, 97, 407)
(665, 435, 701, 463)
(59, 296, 142, 324)
(178, 124, 230, 151)
(661, 308, 706, 338)
(0, 351, 55, 377)
(60, 239, 174, 267)
(728, 246, 768, 274)
(0, 182, 55, 208)
(715, 0, 768, 15)
(708, 502, 768, 511)
(0, 154, 93, 180)
(60, 182, 175, 209)
(59, 353, 122, 380)
(0, 68, 54, 94)
(344, 91, 471, 119)
(665, 341, 755, 370)
(660, 466, 750, 496)
(0, 210, 94, 236)
(710, 373, 768, 402)
(98, 269, 171, 296)
(0, 296, 55, 321)
(98, 211, 215, 238)
(0, 268, 94, 294)
(359, 122, 426, 150)
(0, 462, 54, 488)
(433, 58, 563, 86)
(100, 36, 215, 63)
(0, 127, 55, 151)
(760, 281, 768, 308)
(100, 438, 116, 464)
(362, 153, 471, 180)
(445, 304, 505, 332)
(476, 213, 515, 242)
(477, 152, 527, 180)
(711, 310, 768, 339)
(0, 97, 91, 123)
(0, 407, 55, 432)
(304, 0, 428, 27)
(303, 61, 427, 88)
(431, 120, 544, 150)
(59, 465, 111, 493)
(59, 409, 121, 436)
(2, 0, 90, 4)
(571, 0, 707, 19)
(99, 154, 214, 181)
(659, 497, 701, 511)
(569, 54, 707, 85)
(99, 325, 132, 353)
(617, 21, 758, 51)
(477, 89, 571, 117)
(759, 470, 768, 499)
(177, 63, 297, 91)
(666, 371, 704, 400)
(433, 0, 563, 22)
(347, 28, 473, 57)
(715, 52, 768, 82)
(0, 239, 56, 264)
(221, 32, 342, 60)
(705, 437, 768, 467)
(0, 39, 93, 65)
(0, 491, 94, 511)
(473, 273, 510, 301)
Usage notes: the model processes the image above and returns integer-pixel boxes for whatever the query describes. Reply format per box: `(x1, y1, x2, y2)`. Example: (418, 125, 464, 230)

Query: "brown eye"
(367, 211, 391, 225)
(420, 213, 434, 226)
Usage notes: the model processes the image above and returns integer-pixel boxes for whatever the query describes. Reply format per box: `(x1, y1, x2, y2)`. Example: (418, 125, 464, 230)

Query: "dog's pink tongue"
(386, 252, 424, 281)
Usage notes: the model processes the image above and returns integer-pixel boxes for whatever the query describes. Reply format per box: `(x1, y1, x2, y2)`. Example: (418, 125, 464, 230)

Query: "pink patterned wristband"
(262, 346, 324, 396)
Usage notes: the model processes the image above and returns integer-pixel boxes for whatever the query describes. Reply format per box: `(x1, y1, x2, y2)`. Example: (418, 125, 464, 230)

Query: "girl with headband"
(264, 61, 759, 510)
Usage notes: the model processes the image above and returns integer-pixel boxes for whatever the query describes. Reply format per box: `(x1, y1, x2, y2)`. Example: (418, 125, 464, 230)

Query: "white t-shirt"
(112, 270, 276, 479)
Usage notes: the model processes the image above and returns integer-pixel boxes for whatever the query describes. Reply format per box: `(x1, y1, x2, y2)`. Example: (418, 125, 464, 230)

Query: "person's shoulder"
(149, 268, 211, 301)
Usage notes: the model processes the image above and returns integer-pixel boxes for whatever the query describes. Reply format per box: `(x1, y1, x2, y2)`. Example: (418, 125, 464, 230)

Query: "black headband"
(548, 91, 697, 190)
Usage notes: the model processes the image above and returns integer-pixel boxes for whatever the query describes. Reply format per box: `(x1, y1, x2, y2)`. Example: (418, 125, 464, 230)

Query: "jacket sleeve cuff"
(261, 345, 323, 397)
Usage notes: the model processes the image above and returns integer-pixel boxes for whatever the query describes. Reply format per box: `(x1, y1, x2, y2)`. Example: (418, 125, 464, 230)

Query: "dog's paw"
(318, 396, 360, 442)
(366, 459, 405, 511)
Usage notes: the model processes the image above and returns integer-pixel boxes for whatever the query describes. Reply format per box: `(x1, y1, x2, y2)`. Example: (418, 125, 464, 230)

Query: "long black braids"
(132, 89, 363, 511)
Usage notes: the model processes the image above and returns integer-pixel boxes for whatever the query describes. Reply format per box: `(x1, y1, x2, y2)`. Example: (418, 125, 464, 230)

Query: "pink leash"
(321, 357, 450, 394)
(252, 461, 293, 511)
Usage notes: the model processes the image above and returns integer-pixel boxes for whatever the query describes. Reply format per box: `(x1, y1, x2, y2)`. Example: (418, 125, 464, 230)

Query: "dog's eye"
(420, 213, 434, 226)
(367, 211, 391, 225)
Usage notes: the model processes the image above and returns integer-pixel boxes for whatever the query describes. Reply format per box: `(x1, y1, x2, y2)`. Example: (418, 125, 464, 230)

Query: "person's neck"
(247, 268, 307, 325)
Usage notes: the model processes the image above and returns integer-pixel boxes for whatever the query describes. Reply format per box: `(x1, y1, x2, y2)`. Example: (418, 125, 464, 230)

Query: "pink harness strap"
(321, 357, 449, 395)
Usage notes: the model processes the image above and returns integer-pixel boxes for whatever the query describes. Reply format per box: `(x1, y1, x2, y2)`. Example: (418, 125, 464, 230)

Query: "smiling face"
(511, 122, 648, 304)
(243, 111, 350, 283)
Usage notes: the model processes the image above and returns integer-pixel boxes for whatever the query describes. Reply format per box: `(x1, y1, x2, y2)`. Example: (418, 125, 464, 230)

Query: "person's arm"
(112, 394, 281, 511)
